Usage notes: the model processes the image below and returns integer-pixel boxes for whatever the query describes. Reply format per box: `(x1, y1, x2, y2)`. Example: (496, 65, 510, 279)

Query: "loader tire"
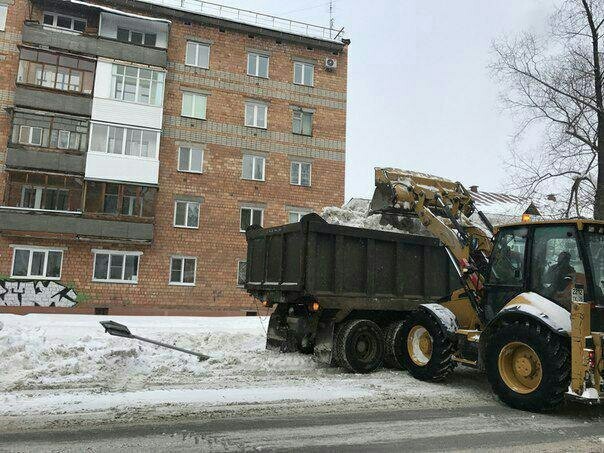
(485, 319, 570, 412)
(400, 310, 455, 381)
(336, 319, 384, 373)
(383, 320, 406, 369)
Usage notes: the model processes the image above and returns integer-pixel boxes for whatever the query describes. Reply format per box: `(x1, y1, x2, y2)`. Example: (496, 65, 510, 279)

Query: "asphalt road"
(1, 402, 603, 452)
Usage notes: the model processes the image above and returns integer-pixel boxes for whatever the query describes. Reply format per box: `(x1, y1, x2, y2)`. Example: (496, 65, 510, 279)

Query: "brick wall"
(0, 0, 348, 314)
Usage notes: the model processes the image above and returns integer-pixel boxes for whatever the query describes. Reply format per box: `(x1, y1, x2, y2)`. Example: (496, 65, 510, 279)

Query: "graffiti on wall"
(0, 280, 77, 307)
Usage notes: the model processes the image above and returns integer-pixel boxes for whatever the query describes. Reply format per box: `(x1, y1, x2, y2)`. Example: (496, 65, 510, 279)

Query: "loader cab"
(484, 221, 603, 322)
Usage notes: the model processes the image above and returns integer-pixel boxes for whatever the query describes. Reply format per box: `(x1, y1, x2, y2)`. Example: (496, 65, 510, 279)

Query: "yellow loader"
(371, 168, 603, 410)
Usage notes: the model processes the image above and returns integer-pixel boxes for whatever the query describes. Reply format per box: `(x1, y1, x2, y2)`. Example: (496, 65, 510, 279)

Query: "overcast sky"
(203, 0, 557, 200)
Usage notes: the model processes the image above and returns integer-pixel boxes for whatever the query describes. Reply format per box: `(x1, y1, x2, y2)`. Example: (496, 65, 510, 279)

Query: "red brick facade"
(0, 0, 348, 314)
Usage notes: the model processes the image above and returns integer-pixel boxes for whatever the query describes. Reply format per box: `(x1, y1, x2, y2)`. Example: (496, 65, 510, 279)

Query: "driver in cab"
(544, 251, 575, 308)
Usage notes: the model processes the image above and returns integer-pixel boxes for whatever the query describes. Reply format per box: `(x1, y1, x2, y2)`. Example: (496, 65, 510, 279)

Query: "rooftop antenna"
(329, 0, 334, 38)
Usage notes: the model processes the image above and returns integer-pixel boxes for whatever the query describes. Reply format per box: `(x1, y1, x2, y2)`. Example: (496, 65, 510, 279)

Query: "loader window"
(530, 226, 585, 310)
(489, 227, 527, 286)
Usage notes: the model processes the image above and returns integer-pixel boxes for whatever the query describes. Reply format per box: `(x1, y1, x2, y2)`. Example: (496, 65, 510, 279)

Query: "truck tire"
(384, 320, 406, 369)
(400, 310, 455, 381)
(485, 319, 570, 412)
(336, 319, 384, 373)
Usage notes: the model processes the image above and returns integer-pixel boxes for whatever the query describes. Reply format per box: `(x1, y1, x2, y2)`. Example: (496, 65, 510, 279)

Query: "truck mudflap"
(314, 318, 336, 365)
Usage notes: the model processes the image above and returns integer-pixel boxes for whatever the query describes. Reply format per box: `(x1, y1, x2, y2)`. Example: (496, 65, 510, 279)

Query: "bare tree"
(492, 0, 604, 218)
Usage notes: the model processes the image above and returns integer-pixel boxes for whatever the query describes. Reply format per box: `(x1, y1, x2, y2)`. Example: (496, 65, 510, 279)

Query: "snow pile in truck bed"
(320, 198, 431, 236)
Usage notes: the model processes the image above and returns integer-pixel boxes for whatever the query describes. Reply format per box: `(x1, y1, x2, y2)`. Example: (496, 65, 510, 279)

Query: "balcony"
(22, 21, 168, 68)
(0, 207, 153, 242)
(5, 147, 85, 174)
(14, 86, 92, 117)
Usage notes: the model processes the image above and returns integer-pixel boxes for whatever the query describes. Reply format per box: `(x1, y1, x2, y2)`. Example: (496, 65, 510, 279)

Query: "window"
(247, 52, 269, 78)
(93, 250, 140, 283)
(292, 109, 313, 135)
(89, 123, 158, 158)
(169, 256, 196, 285)
(0, 5, 7, 31)
(111, 65, 165, 106)
(174, 200, 200, 228)
(237, 260, 247, 286)
(288, 211, 310, 223)
(84, 182, 156, 218)
(17, 48, 94, 94)
(290, 161, 311, 186)
(178, 147, 203, 173)
(116, 27, 156, 46)
(294, 61, 314, 86)
(11, 247, 63, 279)
(489, 227, 527, 286)
(240, 207, 263, 231)
(244, 101, 267, 128)
(20, 186, 68, 210)
(43, 12, 86, 32)
(181, 92, 207, 119)
(57, 130, 70, 149)
(18, 125, 42, 146)
(185, 41, 210, 68)
(242, 154, 265, 181)
(530, 226, 586, 310)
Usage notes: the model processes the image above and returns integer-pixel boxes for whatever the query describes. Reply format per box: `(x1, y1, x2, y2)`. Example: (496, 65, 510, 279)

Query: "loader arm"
(370, 168, 492, 317)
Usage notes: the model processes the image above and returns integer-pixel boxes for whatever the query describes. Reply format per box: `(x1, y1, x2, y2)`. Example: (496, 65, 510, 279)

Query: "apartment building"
(0, 0, 348, 314)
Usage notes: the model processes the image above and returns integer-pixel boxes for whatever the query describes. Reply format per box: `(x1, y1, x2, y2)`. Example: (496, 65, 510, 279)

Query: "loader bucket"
(370, 167, 476, 217)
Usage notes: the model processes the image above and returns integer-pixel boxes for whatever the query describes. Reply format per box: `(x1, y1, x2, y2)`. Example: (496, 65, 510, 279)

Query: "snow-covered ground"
(0, 313, 494, 430)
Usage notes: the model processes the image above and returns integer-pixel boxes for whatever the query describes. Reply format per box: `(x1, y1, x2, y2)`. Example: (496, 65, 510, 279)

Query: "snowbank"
(0, 314, 315, 393)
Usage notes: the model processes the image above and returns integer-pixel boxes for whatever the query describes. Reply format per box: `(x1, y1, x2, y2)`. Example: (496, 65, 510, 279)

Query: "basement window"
(11, 247, 63, 279)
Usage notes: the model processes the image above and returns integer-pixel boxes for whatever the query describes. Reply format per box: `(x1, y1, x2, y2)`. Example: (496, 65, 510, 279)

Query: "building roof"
(470, 190, 540, 217)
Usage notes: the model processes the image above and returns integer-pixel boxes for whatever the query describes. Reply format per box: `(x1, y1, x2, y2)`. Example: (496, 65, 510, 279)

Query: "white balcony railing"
(140, 0, 345, 42)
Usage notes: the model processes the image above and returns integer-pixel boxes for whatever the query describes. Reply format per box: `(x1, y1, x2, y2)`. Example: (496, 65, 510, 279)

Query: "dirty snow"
(0, 313, 493, 426)
(321, 198, 431, 236)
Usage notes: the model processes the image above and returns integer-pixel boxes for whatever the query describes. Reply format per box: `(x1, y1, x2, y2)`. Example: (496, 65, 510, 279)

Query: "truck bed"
(245, 214, 460, 310)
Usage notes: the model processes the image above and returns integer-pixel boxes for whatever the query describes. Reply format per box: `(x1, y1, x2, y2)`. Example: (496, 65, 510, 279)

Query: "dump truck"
(245, 168, 604, 411)
(245, 214, 460, 370)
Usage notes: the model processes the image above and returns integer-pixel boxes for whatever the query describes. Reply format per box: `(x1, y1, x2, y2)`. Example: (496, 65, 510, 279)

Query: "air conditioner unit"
(325, 57, 337, 70)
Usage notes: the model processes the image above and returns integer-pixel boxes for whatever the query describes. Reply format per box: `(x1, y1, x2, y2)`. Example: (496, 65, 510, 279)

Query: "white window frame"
(88, 122, 159, 159)
(290, 161, 312, 187)
(111, 64, 165, 107)
(181, 91, 207, 120)
(19, 125, 43, 146)
(57, 129, 71, 149)
(288, 210, 310, 223)
(247, 52, 269, 78)
(173, 200, 200, 229)
(117, 27, 156, 46)
(92, 249, 141, 284)
(0, 5, 7, 32)
(169, 256, 197, 286)
(241, 154, 265, 181)
(185, 41, 210, 69)
(293, 61, 314, 87)
(236, 260, 247, 287)
(42, 11, 86, 33)
(244, 101, 267, 129)
(240, 206, 264, 232)
(10, 246, 64, 280)
(292, 109, 313, 136)
(178, 146, 204, 173)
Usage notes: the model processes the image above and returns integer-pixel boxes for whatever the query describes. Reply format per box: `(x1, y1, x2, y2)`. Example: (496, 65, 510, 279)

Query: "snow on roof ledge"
(67, 0, 172, 23)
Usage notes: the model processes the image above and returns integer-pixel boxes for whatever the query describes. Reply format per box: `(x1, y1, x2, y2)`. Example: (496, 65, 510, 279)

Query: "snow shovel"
(100, 320, 210, 362)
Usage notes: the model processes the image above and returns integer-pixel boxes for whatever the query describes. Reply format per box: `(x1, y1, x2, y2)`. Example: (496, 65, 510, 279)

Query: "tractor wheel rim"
(354, 333, 376, 362)
(497, 341, 542, 394)
(407, 325, 433, 366)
